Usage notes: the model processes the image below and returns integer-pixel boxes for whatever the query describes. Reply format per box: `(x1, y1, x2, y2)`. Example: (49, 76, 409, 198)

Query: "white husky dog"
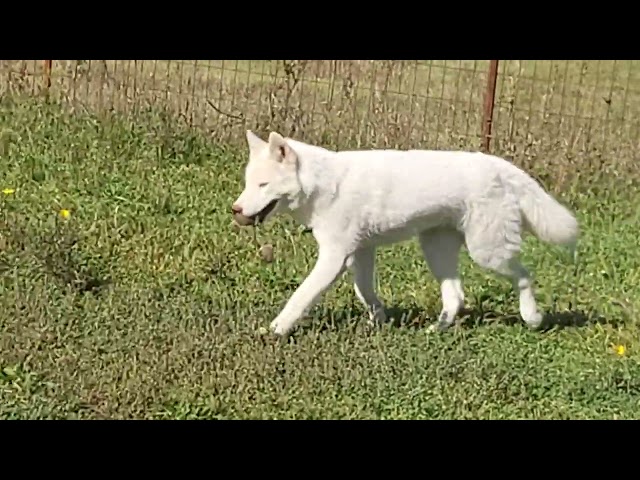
(232, 130, 579, 336)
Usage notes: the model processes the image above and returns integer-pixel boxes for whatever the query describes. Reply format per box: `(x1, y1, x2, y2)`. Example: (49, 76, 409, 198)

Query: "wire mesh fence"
(1, 60, 639, 158)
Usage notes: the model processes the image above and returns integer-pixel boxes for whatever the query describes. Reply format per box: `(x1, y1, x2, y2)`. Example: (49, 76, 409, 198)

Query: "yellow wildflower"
(2, 188, 15, 195)
(59, 209, 71, 219)
(614, 345, 626, 356)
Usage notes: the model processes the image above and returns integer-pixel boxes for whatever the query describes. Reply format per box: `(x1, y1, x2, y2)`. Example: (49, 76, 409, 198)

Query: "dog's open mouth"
(234, 199, 278, 226)
(254, 199, 278, 224)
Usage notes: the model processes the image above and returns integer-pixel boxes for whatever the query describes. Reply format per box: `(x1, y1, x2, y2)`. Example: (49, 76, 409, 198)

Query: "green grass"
(1, 96, 639, 419)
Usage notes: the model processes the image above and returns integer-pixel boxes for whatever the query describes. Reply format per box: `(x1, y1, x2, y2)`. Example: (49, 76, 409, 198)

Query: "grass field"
(1, 61, 640, 419)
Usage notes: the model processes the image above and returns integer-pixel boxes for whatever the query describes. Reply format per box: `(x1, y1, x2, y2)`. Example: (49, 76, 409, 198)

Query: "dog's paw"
(426, 320, 452, 334)
(366, 308, 388, 328)
(426, 311, 455, 334)
(524, 312, 544, 330)
(269, 319, 281, 334)
(425, 323, 440, 334)
(269, 318, 292, 336)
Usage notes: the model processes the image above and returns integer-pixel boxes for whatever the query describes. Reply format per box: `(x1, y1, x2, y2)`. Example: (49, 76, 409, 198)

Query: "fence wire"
(1, 60, 639, 157)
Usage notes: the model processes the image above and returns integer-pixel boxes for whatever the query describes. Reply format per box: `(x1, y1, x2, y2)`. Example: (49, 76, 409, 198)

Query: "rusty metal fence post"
(43, 60, 52, 93)
(482, 60, 499, 152)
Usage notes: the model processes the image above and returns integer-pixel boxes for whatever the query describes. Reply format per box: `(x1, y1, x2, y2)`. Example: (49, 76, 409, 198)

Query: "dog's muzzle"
(232, 199, 278, 227)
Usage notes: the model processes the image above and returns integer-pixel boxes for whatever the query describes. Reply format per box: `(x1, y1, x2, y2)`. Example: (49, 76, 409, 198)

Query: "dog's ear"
(246, 130, 266, 153)
(268, 131, 297, 165)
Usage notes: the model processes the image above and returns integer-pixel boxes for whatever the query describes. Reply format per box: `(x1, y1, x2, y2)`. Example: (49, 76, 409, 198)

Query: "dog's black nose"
(231, 204, 243, 215)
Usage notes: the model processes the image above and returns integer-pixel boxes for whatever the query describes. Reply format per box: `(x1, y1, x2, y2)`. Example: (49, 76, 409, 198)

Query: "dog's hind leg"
(418, 228, 465, 332)
(348, 246, 387, 326)
(501, 258, 542, 329)
(471, 254, 543, 329)
(464, 202, 543, 329)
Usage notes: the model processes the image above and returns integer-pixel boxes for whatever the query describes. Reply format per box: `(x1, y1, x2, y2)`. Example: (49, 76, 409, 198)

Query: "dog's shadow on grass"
(307, 302, 612, 334)
(539, 309, 612, 331)
(452, 306, 611, 331)
(306, 302, 435, 333)
(304, 302, 428, 334)
(450, 305, 612, 331)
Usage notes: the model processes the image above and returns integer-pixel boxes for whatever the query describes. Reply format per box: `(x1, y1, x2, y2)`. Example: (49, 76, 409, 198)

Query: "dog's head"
(232, 130, 302, 227)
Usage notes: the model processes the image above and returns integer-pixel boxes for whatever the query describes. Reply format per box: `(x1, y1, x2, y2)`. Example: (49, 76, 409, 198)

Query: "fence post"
(482, 60, 499, 152)
(43, 60, 52, 93)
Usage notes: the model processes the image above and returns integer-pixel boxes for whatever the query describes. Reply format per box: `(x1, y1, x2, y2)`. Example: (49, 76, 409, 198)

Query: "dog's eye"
(259, 182, 269, 188)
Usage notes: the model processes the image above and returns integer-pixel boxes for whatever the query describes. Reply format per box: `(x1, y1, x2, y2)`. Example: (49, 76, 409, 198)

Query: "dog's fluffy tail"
(514, 171, 579, 247)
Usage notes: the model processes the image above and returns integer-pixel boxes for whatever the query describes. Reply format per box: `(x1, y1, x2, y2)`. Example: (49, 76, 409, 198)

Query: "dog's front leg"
(270, 248, 348, 336)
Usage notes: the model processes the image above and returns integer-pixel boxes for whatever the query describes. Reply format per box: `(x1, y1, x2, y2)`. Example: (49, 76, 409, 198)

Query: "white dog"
(232, 130, 579, 336)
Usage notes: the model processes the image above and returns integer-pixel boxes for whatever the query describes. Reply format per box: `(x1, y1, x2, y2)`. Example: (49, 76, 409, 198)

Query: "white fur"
(233, 131, 579, 336)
